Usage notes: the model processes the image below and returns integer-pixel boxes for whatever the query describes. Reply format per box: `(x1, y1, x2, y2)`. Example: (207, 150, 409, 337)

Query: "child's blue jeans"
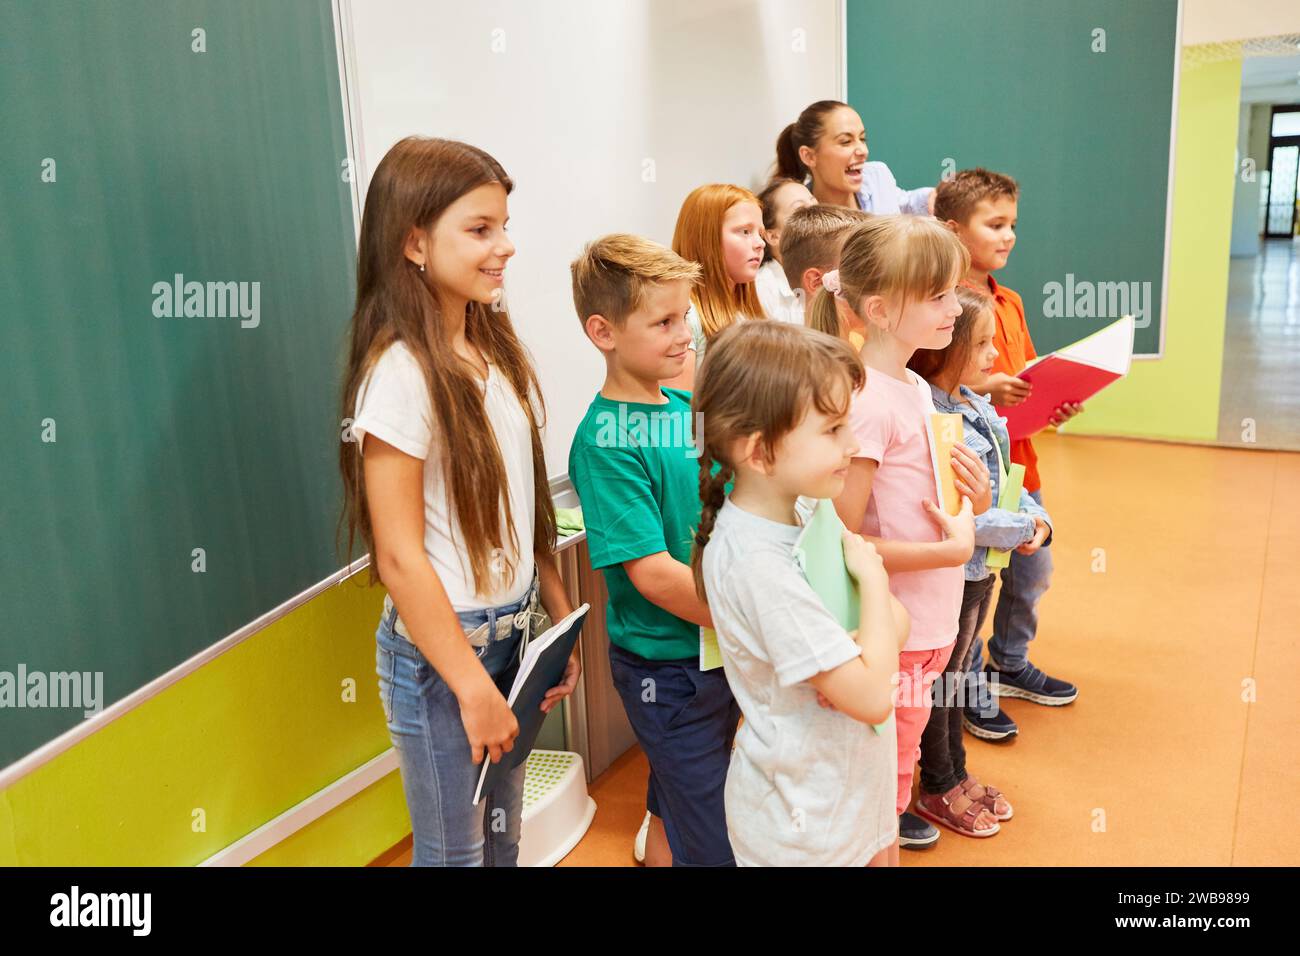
(969, 489, 1053, 676)
(375, 574, 543, 867)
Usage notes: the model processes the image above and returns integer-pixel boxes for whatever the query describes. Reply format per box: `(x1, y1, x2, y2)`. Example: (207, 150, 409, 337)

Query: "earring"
(419, 263, 425, 273)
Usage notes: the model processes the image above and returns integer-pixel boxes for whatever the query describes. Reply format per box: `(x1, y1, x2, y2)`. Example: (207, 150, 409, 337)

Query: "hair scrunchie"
(821, 269, 845, 300)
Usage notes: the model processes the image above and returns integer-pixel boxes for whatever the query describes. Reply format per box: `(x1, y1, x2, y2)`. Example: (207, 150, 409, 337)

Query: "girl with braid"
(692, 320, 907, 867)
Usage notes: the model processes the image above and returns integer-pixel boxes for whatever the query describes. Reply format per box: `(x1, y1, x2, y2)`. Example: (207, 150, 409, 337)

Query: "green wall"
(1, 0, 358, 766)
(845, 0, 1177, 358)
(846, 0, 1243, 444)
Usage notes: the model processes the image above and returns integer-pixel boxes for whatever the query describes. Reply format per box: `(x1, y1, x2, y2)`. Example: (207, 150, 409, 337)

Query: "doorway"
(1218, 51, 1300, 450)
(1264, 106, 1300, 238)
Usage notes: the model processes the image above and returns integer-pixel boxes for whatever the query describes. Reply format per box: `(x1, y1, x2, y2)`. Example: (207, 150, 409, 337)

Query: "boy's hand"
(1016, 517, 1050, 556)
(842, 531, 886, 587)
(950, 443, 992, 514)
(1048, 402, 1084, 426)
(815, 690, 838, 711)
(984, 373, 1032, 407)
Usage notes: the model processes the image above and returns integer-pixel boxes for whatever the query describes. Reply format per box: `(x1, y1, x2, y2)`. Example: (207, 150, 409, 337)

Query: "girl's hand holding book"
(950, 442, 992, 513)
(540, 651, 582, 714)
(923, 496, 975, 563)
(841, 530, 887, 590)
(459, 682, 520, 766)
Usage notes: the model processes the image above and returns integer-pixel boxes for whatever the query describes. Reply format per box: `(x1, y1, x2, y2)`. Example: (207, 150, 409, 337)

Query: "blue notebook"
(473, 604, 590, 805)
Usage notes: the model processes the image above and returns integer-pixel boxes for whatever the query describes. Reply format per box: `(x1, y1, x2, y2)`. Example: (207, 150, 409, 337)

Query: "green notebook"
(986, 462, 1027, 570)
(792, 498, 890, 735)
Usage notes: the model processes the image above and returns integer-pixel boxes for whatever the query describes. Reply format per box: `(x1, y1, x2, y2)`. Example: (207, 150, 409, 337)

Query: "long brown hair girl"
(339, 138, 555, 590)
(339, 137, 576, 866)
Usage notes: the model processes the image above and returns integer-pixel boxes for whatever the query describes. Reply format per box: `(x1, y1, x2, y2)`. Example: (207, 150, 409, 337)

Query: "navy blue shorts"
(608, 642, 741, 867)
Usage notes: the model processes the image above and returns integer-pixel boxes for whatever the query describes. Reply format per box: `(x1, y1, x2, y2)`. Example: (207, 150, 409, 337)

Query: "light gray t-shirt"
(685, 304, 747, 366)
(702, 497, 898, 867)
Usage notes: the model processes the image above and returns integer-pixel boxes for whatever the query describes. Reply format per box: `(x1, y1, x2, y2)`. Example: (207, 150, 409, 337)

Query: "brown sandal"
(915, 785, 1000, 838)
(961, 775, 1013, 821)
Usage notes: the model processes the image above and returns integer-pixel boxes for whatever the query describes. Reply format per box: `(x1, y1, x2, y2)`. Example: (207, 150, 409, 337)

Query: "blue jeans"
(969, 489, 1053, 676)
(375, 575, 542, 867)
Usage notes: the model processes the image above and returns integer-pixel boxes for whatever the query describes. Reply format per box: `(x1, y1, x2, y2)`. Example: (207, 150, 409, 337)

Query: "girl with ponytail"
(824, 213, 994, 849)
(692, 320, 908, 867)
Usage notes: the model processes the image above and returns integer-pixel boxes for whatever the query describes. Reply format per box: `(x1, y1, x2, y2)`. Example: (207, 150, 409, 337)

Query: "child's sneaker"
(898, 811, 939, 849)
(963, 702, 1018, 741)
(987, 660, 1078, 706)
(633, 810, 650, 863)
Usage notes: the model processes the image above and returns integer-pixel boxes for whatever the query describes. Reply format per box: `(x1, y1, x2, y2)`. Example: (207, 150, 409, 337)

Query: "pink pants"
(894, 642, 956, 815)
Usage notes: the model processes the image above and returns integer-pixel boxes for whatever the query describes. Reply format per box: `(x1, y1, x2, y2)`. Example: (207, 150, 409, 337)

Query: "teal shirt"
(568, 387, 703, 660)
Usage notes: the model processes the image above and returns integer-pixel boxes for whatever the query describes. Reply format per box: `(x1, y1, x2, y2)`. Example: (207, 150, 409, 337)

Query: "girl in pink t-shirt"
(810, 215, 992, 848)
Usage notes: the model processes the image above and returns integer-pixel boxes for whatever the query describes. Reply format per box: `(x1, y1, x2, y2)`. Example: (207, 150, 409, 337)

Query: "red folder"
(996, 315, 1135, 441)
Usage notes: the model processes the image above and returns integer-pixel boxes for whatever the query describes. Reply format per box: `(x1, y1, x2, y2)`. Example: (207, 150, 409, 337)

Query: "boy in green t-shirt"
(568, 234, 740, 867)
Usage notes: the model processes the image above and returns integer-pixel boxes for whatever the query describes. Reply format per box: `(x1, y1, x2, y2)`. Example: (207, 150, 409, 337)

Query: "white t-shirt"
(701, 496, 898, 867)
(754, 259, 804, 325)
(685, 304, 748, 366)
(351, 341, 537, 611)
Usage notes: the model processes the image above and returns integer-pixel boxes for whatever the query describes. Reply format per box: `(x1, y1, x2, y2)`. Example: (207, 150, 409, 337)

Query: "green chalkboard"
(846, 0, 1176, 355)
(1, 1, 356, 768)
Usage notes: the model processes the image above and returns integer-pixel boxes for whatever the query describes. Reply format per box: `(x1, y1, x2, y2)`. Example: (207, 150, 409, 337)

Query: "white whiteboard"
(342, 0, 842, 476)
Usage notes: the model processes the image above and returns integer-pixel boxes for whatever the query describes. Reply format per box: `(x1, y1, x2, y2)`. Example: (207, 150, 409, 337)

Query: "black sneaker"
(987, 660, 1078, 706)
(963, 702, 1019, 741)
(898, 811, 939, 849)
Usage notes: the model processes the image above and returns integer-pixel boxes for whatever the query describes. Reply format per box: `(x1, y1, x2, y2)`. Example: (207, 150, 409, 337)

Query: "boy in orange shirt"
(936, 169, 1081, 741)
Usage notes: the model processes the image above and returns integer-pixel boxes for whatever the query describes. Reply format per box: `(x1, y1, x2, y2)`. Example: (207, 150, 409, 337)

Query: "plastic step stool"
(518, 750, 597, 867)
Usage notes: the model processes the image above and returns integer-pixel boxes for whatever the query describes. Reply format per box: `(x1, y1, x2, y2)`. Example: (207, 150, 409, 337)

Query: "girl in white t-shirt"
(338, 137, 579, 867)
(662, 183, 767, 390)
(692, 320, 909, 866)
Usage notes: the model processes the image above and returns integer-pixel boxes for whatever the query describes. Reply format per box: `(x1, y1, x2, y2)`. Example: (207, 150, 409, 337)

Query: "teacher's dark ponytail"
(774, 99, 848, 183)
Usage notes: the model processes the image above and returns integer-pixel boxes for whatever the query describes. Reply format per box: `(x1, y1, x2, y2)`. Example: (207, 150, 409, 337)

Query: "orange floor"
(385, 432, 1300, 867)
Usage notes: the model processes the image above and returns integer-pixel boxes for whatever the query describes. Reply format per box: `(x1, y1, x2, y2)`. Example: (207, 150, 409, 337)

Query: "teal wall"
(1, 0, 358, 765)
(846, 0, 1177, 357)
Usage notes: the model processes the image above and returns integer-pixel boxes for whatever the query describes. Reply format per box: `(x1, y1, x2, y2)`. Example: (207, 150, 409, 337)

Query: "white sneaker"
(633, 811, 651, 863)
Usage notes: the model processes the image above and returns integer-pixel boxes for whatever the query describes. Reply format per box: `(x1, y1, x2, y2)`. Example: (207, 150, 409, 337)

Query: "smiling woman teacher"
(775, 100, 936, 216)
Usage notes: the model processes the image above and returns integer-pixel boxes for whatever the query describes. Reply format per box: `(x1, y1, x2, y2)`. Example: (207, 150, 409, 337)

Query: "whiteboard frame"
(1145, 0, 1185, 361)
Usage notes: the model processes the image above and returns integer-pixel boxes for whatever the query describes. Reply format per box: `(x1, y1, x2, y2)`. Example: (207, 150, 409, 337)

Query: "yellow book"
(927, 412, 965, 515)
(699, 626, 724, 671)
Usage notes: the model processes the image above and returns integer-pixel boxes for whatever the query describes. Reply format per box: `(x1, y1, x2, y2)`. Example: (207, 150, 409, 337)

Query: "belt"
(383, 577, 543, 650)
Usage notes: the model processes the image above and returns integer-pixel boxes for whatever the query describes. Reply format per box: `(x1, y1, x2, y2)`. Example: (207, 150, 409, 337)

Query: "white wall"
(342, 0, 843, 476)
